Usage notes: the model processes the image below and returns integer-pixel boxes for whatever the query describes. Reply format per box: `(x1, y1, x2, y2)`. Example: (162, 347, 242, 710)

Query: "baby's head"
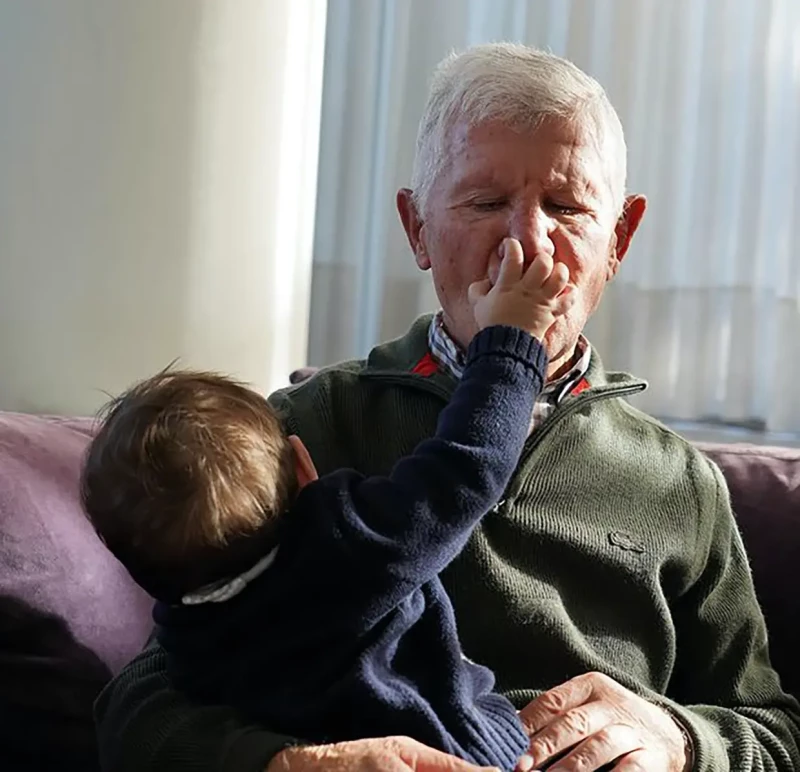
(81, 370, 305, 603)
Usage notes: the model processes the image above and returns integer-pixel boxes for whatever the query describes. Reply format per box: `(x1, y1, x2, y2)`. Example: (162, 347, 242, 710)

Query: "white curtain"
(308, 0, 800, 435)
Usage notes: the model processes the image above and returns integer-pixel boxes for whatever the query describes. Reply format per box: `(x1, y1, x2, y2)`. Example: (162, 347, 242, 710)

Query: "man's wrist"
(265, 744, 306, 772)
(667, 712, 694, 771)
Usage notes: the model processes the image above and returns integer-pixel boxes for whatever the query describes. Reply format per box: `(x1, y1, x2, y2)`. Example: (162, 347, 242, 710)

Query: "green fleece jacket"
(95, 315, 800, 772)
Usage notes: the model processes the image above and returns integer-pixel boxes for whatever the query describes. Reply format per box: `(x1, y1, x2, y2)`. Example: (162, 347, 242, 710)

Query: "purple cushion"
(698, 442, 800, 700)
(0, 412, 153, 769)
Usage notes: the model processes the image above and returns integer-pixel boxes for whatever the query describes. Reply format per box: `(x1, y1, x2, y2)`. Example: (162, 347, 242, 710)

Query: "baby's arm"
(302, 325, 545, 605)
(293, 243, 570, 629)
(298, 242, 572, 627)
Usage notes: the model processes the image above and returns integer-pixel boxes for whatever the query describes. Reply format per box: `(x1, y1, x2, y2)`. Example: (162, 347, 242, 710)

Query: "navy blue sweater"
(154, 326, 547, 771)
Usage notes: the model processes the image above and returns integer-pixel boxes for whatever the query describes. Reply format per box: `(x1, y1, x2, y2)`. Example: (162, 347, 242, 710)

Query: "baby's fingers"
(552, 286, 576, 316)
(495, 239, 525, 288)
(522, 253, 554, 291)
(540, 261, 570, 297)
(468, 278, 493, 306)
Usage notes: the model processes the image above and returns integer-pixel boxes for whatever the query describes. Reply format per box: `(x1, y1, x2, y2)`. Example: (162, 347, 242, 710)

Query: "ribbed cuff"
(458, 695, 530, 772)
(222, 726, 302, 772)
(466, 325, 548, 374)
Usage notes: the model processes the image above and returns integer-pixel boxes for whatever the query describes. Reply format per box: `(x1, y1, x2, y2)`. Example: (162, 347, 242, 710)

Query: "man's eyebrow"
(449, 172, 504, 196)
(545, 176, 603, 203)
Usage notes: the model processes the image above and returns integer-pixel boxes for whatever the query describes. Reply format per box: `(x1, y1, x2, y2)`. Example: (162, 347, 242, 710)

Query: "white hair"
(411, 43, 627, 215)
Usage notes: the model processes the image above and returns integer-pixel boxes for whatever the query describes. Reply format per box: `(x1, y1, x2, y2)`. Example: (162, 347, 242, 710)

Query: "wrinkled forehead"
(440, 110, 622, 208)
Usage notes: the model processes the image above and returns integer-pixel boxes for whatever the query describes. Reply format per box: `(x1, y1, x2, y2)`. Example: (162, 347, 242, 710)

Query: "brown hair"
(81, 369, 297, 602)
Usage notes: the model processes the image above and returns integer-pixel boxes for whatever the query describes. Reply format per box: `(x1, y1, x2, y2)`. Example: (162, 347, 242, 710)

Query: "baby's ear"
(287, 435, 319, 488)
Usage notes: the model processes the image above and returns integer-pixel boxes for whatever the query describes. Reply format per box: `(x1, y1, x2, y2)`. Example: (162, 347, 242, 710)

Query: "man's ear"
(287, 435, 318, 489)
(397, 187, 430, 270)
(608, 194, 646, 279)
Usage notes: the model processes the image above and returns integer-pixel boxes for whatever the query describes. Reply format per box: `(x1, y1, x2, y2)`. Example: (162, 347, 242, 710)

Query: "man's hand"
(519, 672, 690, 771)
(468, 238, 573, 341)
(268, 736, 502, 772)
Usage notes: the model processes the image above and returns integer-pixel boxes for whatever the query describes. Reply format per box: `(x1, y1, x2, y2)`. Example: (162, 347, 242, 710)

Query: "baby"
(82, 243, 572, 772)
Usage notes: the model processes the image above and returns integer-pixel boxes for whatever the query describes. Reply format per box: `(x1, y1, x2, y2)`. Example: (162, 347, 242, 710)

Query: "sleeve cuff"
(466, 325, 548, 373)
(656, 701, 729, 771)
(666, 709, 695, 771)
(222, 726, 303, 772)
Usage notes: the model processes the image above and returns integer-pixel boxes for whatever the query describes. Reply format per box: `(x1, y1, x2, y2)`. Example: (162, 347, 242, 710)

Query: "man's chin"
(543, 324, 581, 378)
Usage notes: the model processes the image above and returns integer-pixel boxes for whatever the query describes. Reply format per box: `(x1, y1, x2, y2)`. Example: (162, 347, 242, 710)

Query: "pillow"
(0, 412, 153, 769)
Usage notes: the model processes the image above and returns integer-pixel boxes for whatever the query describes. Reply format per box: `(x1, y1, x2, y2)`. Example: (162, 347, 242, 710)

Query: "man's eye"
(472, 199, 507, 212)
(548, 201, 581, 215)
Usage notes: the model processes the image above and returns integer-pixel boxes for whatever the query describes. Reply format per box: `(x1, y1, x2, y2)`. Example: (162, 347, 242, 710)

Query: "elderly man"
(96, 43, 800, 771)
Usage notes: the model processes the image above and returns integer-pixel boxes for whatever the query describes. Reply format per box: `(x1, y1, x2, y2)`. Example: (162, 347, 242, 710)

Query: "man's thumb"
(415, 747, 499, 771)
(401, 738, 498, 772)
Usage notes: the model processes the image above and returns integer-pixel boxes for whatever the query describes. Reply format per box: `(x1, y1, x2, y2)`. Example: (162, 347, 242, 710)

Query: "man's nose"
(509, 207, 555, 265)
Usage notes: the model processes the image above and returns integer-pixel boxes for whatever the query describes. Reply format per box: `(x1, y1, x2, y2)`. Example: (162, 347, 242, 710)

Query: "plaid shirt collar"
(427, 311, 591, 427)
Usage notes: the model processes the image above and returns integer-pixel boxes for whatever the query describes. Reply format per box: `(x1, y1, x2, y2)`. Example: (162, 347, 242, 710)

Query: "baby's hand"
(468, 238, 574, 341)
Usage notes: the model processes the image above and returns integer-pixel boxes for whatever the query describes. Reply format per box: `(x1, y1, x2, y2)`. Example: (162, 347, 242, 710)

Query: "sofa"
(0, 410, 798, 771)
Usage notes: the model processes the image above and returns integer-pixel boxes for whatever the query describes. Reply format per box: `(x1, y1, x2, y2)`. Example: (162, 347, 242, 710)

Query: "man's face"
(398, 116, 645, 374)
